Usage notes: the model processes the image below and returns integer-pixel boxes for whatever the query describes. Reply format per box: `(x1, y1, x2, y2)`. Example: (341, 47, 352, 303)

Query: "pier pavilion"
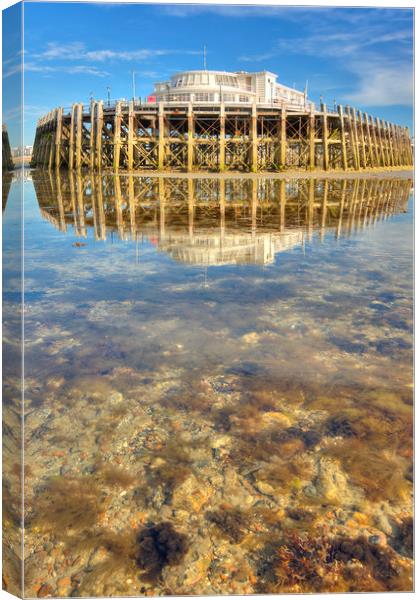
(31, 70, 413, 173)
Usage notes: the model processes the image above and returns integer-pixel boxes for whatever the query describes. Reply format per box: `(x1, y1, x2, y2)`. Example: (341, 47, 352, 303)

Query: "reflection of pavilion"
(33, 172, 412, 266)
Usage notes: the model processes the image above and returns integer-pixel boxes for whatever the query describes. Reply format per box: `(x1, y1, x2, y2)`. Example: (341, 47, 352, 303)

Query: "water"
(3, 170, 413, 596)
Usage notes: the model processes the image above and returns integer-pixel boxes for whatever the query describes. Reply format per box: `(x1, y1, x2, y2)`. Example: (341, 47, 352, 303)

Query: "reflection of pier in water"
(33, 172, 412, 266)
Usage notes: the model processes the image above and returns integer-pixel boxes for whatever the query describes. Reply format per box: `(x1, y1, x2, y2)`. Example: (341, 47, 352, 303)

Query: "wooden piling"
(158, 102, 165, 170)
(90, 102, 96, 171)
(187, 102, 194, 172)
(55, 107, 63, 170)
(279, 105, 287, 169)
(364, 112, 374, 167)
(357, 111, 367, 169)
(75, 103, 83, 169)
(69, 104, 76, 170)
(309, 102, 315, 170)
(338, 105, 347, 170)
(219, 103, 225, 172)
(321, 103, 329, 171)
(351, 108, 360, 170)
(113, 101, 122, 171)
(251, 99, 258, 173)
(376, 117, 386, 166)
(128, 100, 134, 171)
(96, 101, 103, 171)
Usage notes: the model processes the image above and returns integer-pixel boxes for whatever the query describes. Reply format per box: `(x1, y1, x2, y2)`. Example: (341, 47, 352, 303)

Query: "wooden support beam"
(187, 102, 194, 172)
(128, 100, 134, 171)
(357, 111, 367, 169)
(158, 102, 165, 170)
(48, 114, 55, 170)
(386, 122, 395, 167)
(96, 101, 103, 171)
(55, 107, 63, 170)
(369, 115, 380, 167)
(308, 103, 315, 170)
(251, 99, 258, 172)
(381, 120, 390, 166)
(346, 106, 357, 169)
(321, 103, 329, 170)
(90, 102, 96, 170)
(405, 127, 413, 165)
(338, 105, 347, 170)
(364, 112, 374, 167)
(113, 101, 122, 171)
(75, 103, 83, 169)
(376, 117, 386, 166)
(351, 108, 360, 170)
(69, 104, 76, 170)
(279, 105, 287, 169)
(219, 103, 225, 172)
(391, 124, 401, 166)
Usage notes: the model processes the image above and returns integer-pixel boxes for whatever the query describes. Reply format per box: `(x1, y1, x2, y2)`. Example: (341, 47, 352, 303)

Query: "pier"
(30, 100, 413, 173)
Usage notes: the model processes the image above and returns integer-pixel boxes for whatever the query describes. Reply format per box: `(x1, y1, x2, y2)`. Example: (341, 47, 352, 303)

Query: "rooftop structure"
(151, 69, 307, 109)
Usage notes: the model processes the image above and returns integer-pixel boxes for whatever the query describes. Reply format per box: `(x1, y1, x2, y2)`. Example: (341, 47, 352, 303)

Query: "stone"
(172, 475, 213, 513)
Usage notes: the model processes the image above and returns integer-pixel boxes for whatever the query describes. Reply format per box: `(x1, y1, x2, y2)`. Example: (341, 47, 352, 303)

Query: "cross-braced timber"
(31, 100, 413, 173)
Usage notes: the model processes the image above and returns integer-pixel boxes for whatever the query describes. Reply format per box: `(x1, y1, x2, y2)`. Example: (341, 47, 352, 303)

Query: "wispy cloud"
(24, 62, 109, 77)
(239, 17, 413, 107)
(346, 63, 413, 106)
(32, 42, 201, 63)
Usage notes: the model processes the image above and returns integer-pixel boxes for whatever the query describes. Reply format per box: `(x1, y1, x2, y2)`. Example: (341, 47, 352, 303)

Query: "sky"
(2, 2, 414, 146)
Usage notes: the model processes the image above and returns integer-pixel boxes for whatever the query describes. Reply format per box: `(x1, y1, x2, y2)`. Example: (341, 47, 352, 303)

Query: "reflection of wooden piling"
(320, 180, 328, 241)
(279, 179, 286, 231)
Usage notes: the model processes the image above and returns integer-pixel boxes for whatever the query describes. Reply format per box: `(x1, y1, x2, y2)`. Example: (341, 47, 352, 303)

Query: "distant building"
(151, 69, 307, 109)
(12, 145, 33, 157)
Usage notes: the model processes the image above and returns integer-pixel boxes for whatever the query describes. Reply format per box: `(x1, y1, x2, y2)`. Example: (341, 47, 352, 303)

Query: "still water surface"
(3, 171, 414, 595)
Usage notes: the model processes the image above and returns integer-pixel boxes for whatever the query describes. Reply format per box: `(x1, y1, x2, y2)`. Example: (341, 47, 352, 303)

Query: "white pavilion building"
(149, 70, 307, 109)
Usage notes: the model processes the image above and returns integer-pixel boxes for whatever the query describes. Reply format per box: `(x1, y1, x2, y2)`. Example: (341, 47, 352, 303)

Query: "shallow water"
(3, 170, 414, 595)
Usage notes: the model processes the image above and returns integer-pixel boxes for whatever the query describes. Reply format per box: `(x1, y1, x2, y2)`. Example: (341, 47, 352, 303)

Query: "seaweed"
(331, 534, 412, 590)
(99, 465, 136, 488)
(136, 522, 188, 582)
(29, 476, 103, 533)
(390, 517, 413, 558)
(325, 439, 411, 501)
(255, 530, 412, 594)
(255, 530, 346, 594)
(206, 506, 250, 543)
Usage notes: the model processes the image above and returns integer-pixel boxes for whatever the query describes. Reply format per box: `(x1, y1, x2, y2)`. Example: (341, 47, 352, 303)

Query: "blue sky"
(3, 2, 414, 145)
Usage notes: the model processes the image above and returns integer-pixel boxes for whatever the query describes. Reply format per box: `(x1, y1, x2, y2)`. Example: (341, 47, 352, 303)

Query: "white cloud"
(346, 64, 413, 106)
(24, 62, 109, 77)
(32, 42, 201, 63)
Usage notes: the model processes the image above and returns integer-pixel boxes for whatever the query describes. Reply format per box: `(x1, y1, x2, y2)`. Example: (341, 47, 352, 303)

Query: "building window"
(239, 95, 250, 102)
